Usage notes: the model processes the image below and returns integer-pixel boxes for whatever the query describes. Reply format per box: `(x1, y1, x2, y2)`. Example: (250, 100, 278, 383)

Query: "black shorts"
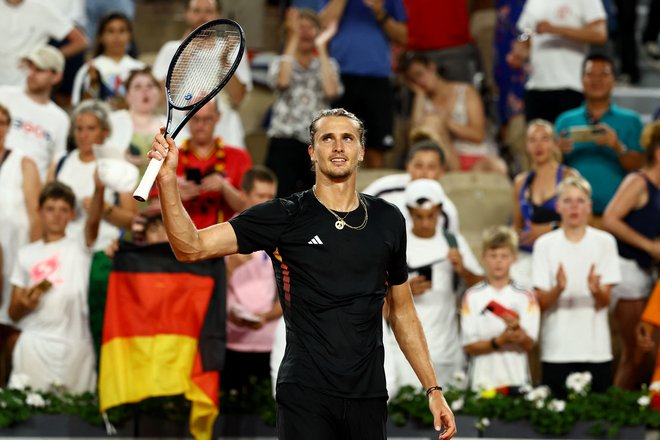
(333, 74, 395, 151)
(276, 383, 387, 440)
(542, 361, 612, 398)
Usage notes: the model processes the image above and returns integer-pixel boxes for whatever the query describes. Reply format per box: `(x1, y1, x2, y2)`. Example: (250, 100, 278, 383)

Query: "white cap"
(404, 179, 446, 209)
(23, 46, 65, 74)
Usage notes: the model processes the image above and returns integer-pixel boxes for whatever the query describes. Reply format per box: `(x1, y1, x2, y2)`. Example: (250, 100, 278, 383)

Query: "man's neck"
(189, 139, 216, 157)
(25, 89, 51, 105)
(586, 98, 611, 120)
(43, 232, 66, 243)
(314, 177, 359, 212)
(562, 225, 587, 242)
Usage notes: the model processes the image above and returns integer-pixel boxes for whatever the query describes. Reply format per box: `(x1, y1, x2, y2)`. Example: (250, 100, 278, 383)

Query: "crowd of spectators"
(0, 0, 659, 408)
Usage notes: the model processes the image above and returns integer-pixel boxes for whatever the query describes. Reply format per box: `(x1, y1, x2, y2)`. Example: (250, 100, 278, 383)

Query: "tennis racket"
(133, 19, 245, 201)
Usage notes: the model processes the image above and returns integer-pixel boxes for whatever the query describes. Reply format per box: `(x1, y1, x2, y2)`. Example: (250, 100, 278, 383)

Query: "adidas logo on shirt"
(308, 235, 323, 245)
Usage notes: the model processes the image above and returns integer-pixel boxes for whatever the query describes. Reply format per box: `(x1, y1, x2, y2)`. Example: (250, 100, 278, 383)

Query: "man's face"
(406, 150, 444, 180)
(25, 62, 60, 94)
(482, 247, 516, 281)
(556, 185, 592, 229)
(308, 116, 364, 179)
(408, 206, 440, 238)
(188, 101, 220, 145)
(186, 0, 220, 28)
(246, 180, 276, 207)
(582, 60, 615, 101)
(40, 198, 74, 236)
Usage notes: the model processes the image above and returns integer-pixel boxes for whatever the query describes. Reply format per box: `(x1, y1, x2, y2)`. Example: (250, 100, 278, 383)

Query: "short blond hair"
(482, 225, 518, 254)
(557, 175, 592, 198)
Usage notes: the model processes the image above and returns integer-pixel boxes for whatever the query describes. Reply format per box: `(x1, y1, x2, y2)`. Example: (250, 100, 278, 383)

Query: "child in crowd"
(532, 176, 621, 396)
(461, 226, 540, 391)
(71, 12, 144, 108)
(8, 181, 103, 393)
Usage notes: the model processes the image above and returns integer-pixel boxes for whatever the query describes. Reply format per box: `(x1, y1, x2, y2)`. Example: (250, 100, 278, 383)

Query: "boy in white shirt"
(8, 180, 102, 392)
(462, 226, 540, 391)
(532, 176, 621, 396)
(393, 178, 484, 389)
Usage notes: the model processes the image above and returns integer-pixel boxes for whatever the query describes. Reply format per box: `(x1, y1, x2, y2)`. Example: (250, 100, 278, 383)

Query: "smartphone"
(185, 168, 202, 184)
(569, 125, 605, 143)
(36, 278, 53, 291)
(417, 265, 433, 283)
(28, 278, 52, 300)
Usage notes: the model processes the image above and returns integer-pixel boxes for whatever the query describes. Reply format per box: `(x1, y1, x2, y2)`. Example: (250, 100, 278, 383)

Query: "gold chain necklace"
(312, 185, 368, 231)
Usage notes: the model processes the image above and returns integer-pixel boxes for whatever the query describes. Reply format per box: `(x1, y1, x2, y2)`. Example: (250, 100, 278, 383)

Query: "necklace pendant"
(335, 219, 345, 230)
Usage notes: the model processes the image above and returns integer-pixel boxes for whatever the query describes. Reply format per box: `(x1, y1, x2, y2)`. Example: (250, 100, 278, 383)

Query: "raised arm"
(149, 132, 239, 261)
(319, 0, 348, 28)
(21, 156, 42, 242)
(387, 282, 456, 440)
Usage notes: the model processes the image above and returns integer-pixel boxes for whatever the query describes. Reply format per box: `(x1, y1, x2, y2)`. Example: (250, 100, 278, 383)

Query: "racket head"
(165, 18, 245, 112)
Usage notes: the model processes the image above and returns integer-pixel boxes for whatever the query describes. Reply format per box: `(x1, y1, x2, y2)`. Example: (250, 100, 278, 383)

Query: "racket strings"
(168, 25, 242, 108)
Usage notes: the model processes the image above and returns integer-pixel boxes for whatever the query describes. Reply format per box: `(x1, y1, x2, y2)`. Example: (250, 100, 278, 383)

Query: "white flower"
(650, 382, 660, 392)
(525, 385, 551, 402)
(451, 398, 464, 412)
(519, 383, 533, 394)
(638, 396, 651, 407)
(566, 371, 592, 395)
(26, 392, 45, 407)
(535, 399, 545, 409)
(8, 373, 31, 391)
(480, 417, 490, 427)
(548, 399, 566, 412)
(452, 370, 467, 386)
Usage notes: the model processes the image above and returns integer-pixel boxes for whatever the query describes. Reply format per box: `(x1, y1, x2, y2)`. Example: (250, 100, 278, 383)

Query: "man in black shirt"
(148, 108, 456, 440)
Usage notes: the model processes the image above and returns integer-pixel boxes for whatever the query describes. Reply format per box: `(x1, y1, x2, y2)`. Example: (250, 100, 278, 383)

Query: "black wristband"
(377, 12, 390, 25)
(491, 337, 500, 350)
(426, 385, 443, 397)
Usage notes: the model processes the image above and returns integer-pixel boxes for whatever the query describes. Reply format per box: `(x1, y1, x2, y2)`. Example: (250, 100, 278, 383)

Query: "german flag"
(99, 242, 225, 440)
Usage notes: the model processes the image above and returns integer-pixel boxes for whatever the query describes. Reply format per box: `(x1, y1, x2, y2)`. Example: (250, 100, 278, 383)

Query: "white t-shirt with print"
(9, 236, 96, 393)
(0, 0, 73, 86)
(517, 0, 606, 91)
(71, 55, 146, 106)
(461, 282, 540, 391)
(362, 173, 461, 236)
(532, 227, 620, 363)
(0, 86, 70, 181)
(393, 229, 483, 387)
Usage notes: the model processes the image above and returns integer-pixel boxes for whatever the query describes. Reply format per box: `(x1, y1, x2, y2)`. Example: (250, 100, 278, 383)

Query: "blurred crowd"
(1, 0, 660, 405)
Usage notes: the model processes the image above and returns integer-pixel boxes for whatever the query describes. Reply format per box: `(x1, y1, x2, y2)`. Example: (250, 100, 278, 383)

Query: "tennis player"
(148, 108, 456, 440)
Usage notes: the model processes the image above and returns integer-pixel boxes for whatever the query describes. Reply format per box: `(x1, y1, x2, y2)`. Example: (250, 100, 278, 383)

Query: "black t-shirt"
(229, 190, 408, 398)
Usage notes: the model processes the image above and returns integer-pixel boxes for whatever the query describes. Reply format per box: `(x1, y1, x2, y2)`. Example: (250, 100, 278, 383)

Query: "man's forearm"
(158, 176, 205, 261)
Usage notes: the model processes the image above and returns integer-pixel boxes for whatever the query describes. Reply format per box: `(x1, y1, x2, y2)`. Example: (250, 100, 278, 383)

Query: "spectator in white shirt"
(532, 175, 621, 396)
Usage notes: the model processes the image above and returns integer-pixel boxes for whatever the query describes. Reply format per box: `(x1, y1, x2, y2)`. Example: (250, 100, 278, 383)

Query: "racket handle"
(133, 158, 164, 202)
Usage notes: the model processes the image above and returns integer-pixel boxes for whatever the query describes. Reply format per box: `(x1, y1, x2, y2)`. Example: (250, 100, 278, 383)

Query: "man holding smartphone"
(555, 54, 644, 220)
(175, 100, 252, 229)
(392, 179, 483, 389)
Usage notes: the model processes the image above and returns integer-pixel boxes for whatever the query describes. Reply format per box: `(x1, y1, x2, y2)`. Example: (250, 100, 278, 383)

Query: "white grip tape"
(133, 157, 164, 202)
